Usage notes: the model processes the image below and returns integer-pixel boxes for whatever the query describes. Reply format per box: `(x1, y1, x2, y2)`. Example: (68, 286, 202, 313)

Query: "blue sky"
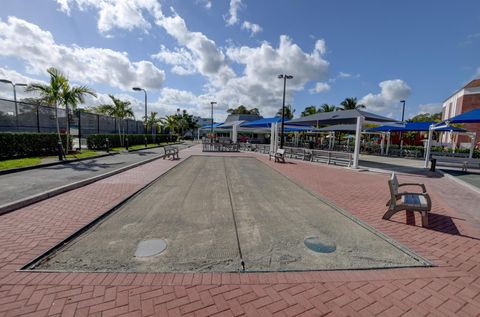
(0, 0, 479, 121)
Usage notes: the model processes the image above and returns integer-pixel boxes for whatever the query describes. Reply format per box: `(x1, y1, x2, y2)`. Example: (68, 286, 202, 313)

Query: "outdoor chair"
(163, 146, 179, 160)
(269, 148, 286, 163)
(383, 172, 431, 227)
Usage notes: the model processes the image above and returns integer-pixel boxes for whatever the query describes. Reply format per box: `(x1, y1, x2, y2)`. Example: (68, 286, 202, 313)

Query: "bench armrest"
(398, 183, 427, 193)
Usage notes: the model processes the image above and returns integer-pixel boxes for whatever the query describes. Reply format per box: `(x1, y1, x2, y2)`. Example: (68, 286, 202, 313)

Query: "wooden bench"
(269, 148, 286, 163)
(163, 146, 179, 160)
(383, 172, 431, 227)
(310, 150, 353, 167)
(431, 155, 480, 172)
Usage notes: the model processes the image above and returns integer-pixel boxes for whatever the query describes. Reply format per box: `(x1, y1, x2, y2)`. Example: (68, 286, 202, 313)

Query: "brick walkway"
(1, 145, 479, 316)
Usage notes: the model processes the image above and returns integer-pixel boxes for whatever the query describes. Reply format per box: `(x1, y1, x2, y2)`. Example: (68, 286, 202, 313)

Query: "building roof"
(240, 117, 284, 128)
(288, 109, 397, 126)
(464, 79, 480, 89)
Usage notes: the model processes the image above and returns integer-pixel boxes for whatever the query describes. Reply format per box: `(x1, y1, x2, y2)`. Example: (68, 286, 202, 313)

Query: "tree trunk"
(54, 102, 65, 158)
(65, 104, 70, 152)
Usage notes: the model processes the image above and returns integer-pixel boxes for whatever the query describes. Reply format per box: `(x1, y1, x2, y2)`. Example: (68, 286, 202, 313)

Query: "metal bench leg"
(421, 211, 429, 227)
(382, 208, 397, 220)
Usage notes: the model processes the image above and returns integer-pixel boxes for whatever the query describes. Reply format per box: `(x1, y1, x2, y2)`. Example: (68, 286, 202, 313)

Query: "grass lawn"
(0, 150, 102, 171)
(0, 157, 42, 171)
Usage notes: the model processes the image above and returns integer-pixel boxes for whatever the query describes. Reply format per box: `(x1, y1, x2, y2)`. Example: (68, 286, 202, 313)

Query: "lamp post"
(132, 87, 147, 147)
(277, 74, 293, 149)
(0, 79, 27, 130)
(210, 101, 216, 143)
(399, 100, 406, 152)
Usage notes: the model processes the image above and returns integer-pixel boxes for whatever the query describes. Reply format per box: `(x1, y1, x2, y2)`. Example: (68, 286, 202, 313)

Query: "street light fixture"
(0, 79, 27, 130)
(399, 100, 406, 151)
(210, 101, 217, 143)
(132, 87, 148, 147)
(277, 74, 293, 149)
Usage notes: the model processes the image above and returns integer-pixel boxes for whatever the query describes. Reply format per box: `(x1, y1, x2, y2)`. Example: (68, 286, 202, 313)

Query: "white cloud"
(417, 103, 442, 115)
(0, 67, 44, 100)
(157, 13, 235, 85)
(196, 0, 212, 9)
(338, 72, 351, 78)
(225, 0, 243, 26)
(0, 17, 165, 91)
(152, 45, 196, 75)
(309, 82, 331, 94)
(241, 21, 262, 36)
(55, 0, 163, 34)
(360, 79, 411, 112)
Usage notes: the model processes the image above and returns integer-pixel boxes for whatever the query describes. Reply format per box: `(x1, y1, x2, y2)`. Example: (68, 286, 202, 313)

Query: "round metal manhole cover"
(304, 235, 336, 253)
(135, 239, 167, 257)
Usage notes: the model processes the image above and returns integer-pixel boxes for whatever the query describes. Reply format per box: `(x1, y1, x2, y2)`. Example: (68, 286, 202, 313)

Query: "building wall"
(441, 90, 463, 143)
(457, 94, 480, 146)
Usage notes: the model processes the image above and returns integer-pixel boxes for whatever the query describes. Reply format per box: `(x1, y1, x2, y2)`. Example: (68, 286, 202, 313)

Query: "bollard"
(430, 158, 436, 172)
(125, 137, 129, 151)
(57, 141, 64, 161)
(105, 138, 110, 153)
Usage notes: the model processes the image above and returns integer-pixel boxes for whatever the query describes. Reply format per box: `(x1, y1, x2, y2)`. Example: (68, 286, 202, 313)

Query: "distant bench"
(310, 150, 353, 167)
(431, 155, 480, 172)
(163, 146, 179, 160)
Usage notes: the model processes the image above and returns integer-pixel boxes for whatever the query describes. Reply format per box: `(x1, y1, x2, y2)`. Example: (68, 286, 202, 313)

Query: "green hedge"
(86, 134, 178, 150)
(0, 132, 70, 159)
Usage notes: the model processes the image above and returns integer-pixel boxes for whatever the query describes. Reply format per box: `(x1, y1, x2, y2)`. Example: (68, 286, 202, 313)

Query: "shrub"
(0, 132, 70, 159)
(86, 134, 178, 150)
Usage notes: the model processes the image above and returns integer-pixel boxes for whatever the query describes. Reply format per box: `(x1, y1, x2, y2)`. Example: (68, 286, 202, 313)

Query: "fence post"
(36, 105, 40, 132)
(114, 117, 117, 134)
(97, 114, 100, 134)
(78, 111, 82, 151)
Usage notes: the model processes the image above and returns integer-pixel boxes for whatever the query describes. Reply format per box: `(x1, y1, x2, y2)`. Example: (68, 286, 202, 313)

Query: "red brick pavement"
(1, 146, 480, 316)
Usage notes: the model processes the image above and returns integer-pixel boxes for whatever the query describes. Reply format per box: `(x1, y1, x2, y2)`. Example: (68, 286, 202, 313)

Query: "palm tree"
(301, 105, 318, 117)
(276, 104, 294, 120)
(95, 95, 134, 146)
(339, 97, 365, 110)
(319, 103, 337, 112)
(146, 112, 161, 135)
(61, 82, 96, 151)
(161, 115, 180, 135)
(27, 67, 67, 156)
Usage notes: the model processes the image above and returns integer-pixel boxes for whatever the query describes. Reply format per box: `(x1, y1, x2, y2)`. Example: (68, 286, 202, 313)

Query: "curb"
(0, 152, 168, 216)
(438, 168, 480, 195)
(0, 152, 119, 176)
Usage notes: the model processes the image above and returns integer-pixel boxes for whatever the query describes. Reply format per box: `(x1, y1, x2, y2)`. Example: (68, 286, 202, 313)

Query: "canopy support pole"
(469, 132, 476, 159)
(424, 125, 434, 168)
(232, 124, 238, 143)
(380, 133, 385, 155)
(352, 116, 364, 169)
(386, 132, 391, 156)
(270, 123, 275, 153)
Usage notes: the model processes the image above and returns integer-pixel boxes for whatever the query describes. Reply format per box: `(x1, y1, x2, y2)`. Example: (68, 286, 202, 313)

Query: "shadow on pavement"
(44, 160, 125, 172)
(360, 160, 444, 178)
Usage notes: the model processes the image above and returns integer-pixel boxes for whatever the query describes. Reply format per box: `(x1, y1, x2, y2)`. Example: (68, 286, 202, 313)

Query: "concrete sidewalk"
(0, 143, 191, 207)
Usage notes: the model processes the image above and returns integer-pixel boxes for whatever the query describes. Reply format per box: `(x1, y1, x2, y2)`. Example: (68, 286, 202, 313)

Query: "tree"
(319, 103, 337, 112)
(27, 67, 67, 156)
(227, 105, 260, 116)
(94, 95, 134, 146)
(145, 111, 162, 136)
(161, 115, 179, 135)
(276, 104, 294, 120)
(61, 82, 96, 151)
(407, 112, 442, 122)
(339, 97, 365, 110)
(301, 105, 318, 117)
(27, 67, 96, 153)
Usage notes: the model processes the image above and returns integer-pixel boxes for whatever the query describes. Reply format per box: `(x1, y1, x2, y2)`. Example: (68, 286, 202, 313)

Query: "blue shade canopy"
(368, 121, 466, 132)
(240, 117, 284, 128)
(288, 109, 397, 125)
(283, 125, 317, 132)
(200, 122, 222, 129)
(442, 109, 480, 124)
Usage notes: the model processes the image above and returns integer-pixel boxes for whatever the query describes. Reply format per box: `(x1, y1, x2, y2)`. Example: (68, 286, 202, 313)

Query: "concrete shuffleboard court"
(36, 156, 427, 272)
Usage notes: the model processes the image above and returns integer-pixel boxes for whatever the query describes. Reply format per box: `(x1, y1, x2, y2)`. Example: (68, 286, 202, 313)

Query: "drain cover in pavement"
(304, 235, 336, 253)
(135, 239, 167, 257)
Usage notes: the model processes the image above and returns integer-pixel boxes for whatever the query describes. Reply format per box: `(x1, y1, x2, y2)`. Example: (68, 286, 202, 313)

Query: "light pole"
(277, 74, 293, 149)
(399, 100, 406, 151)
(132, 87, 147, 147)
(210, 101, 216, 143)
(0, 79, 27, 130)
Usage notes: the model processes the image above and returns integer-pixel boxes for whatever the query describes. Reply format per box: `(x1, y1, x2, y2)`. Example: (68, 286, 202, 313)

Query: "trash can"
(430, 158, 436, 172)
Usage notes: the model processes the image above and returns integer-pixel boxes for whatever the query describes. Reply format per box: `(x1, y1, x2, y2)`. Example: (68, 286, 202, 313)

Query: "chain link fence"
(0, 98, 147, 137)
